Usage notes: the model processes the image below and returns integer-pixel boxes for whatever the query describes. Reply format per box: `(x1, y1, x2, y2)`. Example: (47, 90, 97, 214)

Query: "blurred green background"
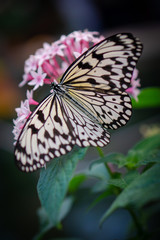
(0, 0, 160, 239)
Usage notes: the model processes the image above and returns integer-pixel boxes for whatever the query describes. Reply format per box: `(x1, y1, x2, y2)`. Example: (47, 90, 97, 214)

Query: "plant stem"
(96, 147, 113, 177)
(127, 206, 144, 237)
(96, 146, 105, 158)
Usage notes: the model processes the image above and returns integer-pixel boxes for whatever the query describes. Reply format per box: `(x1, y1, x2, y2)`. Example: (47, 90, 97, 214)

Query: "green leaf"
(124, 134, 160, 167)
(68, 174, 86, 193)
(132, 87, 160, 108)
(34, 208, 52, 240)
(107, 178, 127, 189)
(58, 196, 74, 223)
(84, 162, 110, 193)
(90, 153, 125, 168)
(138, 149, 160, 165)
(108, 170, 139, 189)
(87, 162, 110, 180)
(37, 147, 87, 230)
(34, 196, 74, 240)
(100, 164, 160, 226)
(89, 171, 139, 210)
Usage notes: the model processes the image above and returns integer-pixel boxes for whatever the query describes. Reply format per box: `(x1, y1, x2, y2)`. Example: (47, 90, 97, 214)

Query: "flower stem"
(96, 147, 113, 177)
(96, 146, 105, 158)
(127, 207, 144, 237)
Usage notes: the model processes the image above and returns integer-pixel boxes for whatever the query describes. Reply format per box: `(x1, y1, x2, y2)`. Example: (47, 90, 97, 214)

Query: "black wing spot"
(29, 124, 39, 134)
(102, 109, 106, 114)
(88, 78, 98, 84)
(101, 75, 109, 80)
(62, 133, 69, 139)
(44, 131, 50, 139)
(54, 115, 62, 126)
(96, 112, 101, 117)
(78, 61, 92, 69)
(92, 51, 103, 61)
(108, 111, 112, 116)
(37, 110, 45, 123)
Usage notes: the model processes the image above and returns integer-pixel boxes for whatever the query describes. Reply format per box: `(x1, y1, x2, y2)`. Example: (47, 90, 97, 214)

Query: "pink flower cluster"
(19, 30, 104, 89)
(13, 30, 141, 143)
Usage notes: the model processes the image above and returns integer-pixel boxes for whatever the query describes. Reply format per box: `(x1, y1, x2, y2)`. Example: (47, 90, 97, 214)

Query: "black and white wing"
(14, 33, 143, 172)
(14, 93, 110, 172)
(60, 33, 143, 129)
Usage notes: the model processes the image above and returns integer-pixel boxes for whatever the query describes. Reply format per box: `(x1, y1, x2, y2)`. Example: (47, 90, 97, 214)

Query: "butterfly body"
(14, 33, 143, 172)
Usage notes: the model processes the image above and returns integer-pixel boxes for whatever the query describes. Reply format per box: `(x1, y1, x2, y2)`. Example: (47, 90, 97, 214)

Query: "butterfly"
(14, 33, 143, 172)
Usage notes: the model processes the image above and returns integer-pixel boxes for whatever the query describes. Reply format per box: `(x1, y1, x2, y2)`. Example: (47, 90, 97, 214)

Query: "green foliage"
(100, 164, 160, 226)
(132, 87, 160, 108)
(90, 152, 125, 167)
(124, 133, 160, 167)
(36, 147, 87, 238)
(92, 134, 160, 169)
(35, 133, 160, 239)
(107, 170, 140, 189)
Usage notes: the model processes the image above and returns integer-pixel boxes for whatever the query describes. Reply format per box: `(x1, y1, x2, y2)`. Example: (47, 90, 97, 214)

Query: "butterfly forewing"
(14, 33, 143, 172)
(15, 94, 75, 172)
(61, 33, 143, 91)
(60, 33, 142, 129)
(15, 94, 110, 172)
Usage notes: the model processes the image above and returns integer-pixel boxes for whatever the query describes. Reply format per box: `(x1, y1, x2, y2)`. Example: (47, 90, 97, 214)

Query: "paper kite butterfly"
(14, 33, 143, 172)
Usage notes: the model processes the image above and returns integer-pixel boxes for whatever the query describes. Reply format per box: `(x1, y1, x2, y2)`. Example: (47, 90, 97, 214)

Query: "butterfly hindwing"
(61, 95, 110, 147)
(65, 88, 132, 129)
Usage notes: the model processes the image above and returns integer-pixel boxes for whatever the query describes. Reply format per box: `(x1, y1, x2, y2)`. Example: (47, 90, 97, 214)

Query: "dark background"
(0, 0, 160, 239)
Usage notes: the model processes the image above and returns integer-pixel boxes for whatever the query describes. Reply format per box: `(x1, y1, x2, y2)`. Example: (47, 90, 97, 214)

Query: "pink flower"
(28, 66, 47, 90)
(36, 43, 55, 66)
(15, 100, 31, 122)
(19, 55, 39, 87)
(18, 30, 104, 91)
(13, 119, 24, 144)
(126, 69, 141, 101)
(13, 90, 40, 142)
(13, 99, 31, 142)
(26, 90, 39, 106)
(25, 55, 38, 73)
